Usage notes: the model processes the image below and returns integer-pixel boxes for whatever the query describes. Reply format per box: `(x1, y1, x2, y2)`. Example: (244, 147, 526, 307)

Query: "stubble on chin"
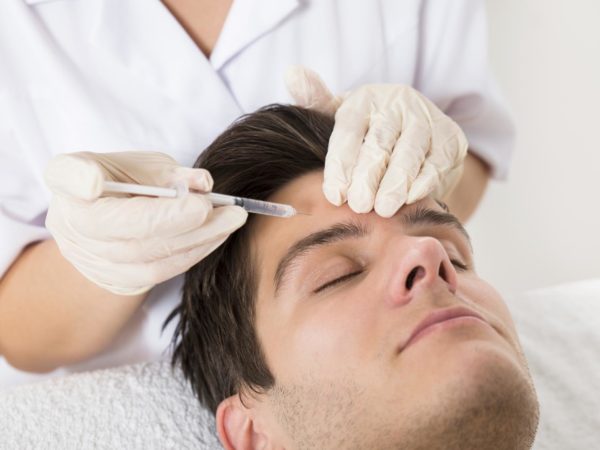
(267, 351, 539, 450)
(406, 354, 540, 450)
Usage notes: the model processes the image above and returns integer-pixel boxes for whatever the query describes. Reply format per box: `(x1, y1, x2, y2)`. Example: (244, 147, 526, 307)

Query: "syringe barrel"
(237, 197, 296, 217)
(206, 193, 294, 217)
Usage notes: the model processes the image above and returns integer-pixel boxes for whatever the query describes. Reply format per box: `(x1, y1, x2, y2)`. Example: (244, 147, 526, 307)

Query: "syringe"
(103, 181, 303, 218)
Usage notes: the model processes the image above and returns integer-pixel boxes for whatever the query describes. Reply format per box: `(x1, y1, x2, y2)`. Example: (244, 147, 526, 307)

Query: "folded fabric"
(505, 278, 600, 449)
(0, 361, 221, 449)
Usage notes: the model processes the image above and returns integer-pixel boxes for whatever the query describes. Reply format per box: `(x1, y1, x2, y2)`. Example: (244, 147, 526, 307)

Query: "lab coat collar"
(89, 0, 301, 73)
(89, 0, 244, 121)
(210, 0, 301, 70)
(89, 0, 300, 109)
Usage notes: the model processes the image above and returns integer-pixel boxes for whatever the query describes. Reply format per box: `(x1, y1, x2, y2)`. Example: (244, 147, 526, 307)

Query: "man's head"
(168, 105, 539, 449)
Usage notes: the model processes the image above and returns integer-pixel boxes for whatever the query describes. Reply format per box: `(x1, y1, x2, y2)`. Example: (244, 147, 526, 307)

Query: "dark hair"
(165, 105, 334, 414)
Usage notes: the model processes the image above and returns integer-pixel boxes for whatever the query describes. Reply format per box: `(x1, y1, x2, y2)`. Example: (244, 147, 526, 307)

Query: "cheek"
(263, 290, 381, 383)
(458, 275, 518, 337)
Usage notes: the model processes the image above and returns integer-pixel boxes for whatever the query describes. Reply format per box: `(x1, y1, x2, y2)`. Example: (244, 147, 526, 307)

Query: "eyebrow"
(273, 207, 471, 294)
(404, 206, 471, 246)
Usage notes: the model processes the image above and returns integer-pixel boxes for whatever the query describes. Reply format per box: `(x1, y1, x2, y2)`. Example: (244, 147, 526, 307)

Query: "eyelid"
(422, 226, 471, 255)
(314, 269, 364, 293)
(441, 239, 470, 270)
(312, 256, 466, 294)
(450, 259, 469, 271)
(435, 234, 471, 265)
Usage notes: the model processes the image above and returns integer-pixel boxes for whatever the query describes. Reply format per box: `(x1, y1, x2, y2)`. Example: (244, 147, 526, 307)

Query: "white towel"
(0, 361, 221, 449)
(1, 279, 599, 449)
(505, 278, 600, 449)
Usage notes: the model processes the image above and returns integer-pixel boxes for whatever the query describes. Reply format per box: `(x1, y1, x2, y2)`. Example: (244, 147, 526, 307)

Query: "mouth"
(399, 306, 490, 352)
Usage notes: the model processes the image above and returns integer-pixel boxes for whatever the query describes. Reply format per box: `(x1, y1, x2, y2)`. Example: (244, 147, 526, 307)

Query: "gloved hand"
(285, 66, 469, 217)
(44, 151, 247, 295)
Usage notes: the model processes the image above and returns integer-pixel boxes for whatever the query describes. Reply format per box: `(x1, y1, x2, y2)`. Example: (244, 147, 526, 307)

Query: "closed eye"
(314, 270, 364, 293)
(315, 259, 466, 294)
(450, 259, 469, 271)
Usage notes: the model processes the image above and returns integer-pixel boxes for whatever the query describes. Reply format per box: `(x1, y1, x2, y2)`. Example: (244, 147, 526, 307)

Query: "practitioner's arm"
(0, 151, 247, 373)
(0, 239, 146, 372)
(444, 152, 490, 223)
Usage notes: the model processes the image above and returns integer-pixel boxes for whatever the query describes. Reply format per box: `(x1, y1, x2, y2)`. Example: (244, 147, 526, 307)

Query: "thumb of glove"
(44, 153, 106, 201)
(285, 65, 342, 116)
(45, 151, 185, 202)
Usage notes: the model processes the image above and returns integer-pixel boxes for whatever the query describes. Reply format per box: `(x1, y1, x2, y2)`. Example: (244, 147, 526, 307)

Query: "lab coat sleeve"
(415, 0, 515, 180)
(0, 125, 51, 278)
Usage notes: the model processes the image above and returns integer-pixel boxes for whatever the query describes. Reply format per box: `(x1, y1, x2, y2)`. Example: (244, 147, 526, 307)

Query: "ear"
(216, 395, 273, 450)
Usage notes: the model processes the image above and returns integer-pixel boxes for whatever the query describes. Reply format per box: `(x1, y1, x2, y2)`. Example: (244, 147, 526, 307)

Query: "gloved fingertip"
(215, 205, 249, 227)
(348, 200, 373, 214)
(172, 167, 214, 192)
(192, 170, 213, 192)
(406, 183, 431, 204)
(284, 64, 306, 86)
(347, 188, 374, 214)
(284, 65, 312, 105)
(405, 191, 419, 205)
(231, 205, 249, 223)
(406, 165, 440, 204)
(322, 183, 345, 206)
(374, 197, 402, 218)
(408, 170, 440, 202)
(284, 65, 340, 115)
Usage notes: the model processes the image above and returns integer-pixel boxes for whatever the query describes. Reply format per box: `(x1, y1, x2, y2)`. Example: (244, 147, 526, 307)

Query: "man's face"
(243, 171, 538, 449)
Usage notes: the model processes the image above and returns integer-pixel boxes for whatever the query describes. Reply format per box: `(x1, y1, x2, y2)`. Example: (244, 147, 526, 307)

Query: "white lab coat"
(0, 0, 514, 387)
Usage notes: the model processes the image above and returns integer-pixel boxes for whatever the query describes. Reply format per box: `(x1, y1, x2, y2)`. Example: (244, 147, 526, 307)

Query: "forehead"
(254, 171, 356, 231)
(249, 171, 442, 285)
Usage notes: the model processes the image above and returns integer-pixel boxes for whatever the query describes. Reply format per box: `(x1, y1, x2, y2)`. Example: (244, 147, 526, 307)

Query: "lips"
(400, 306, 488, 351)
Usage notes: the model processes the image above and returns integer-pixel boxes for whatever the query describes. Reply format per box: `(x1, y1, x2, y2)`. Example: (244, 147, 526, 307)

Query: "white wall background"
(467, 0, 600, 295)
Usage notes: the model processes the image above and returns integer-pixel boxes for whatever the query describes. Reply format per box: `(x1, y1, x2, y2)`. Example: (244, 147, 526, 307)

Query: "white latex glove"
(285, 66, 469, 217)
(44, 151, 247, 295)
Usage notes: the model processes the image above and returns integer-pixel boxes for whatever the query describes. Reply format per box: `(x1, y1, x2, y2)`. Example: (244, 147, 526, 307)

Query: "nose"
(386, 236, 458, 307)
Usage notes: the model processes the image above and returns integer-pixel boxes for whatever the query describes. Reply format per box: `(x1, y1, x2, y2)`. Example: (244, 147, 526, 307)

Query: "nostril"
(405, 266, 425, 290)
(438, 262, 447, 282)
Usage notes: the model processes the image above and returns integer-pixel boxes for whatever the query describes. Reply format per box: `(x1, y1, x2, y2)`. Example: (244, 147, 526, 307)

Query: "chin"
(440, 342, 537, 410)
(405, 336, 536, 411)
(454, 339, 528, 385)
(431, 340, 539, 449)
